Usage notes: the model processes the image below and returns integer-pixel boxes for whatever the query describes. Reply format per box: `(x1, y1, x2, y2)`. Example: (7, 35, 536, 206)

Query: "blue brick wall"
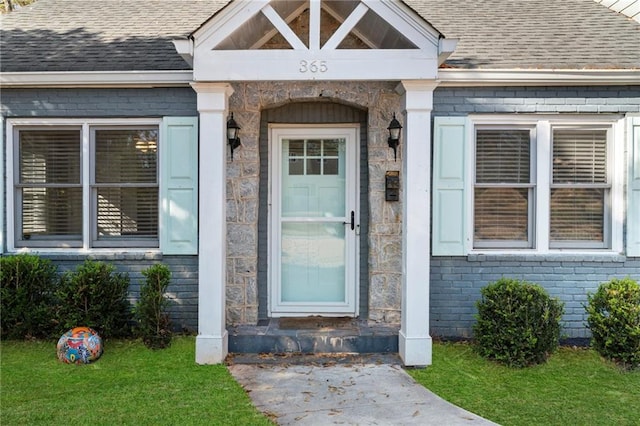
(3, 85, 639, 340)
(1, 87, 200, 332)
(433, 85, 640, 115)
(41, 254, 199, 332)
(430, 255, 640, 339)
(0, 88, 198, 117)
(431, 85, 640, 340)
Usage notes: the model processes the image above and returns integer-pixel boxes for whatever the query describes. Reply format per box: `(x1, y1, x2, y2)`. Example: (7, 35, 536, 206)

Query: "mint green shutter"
(160, 117, 198, 255)
(432, 117, 469, 255)
(628, 117, 640, 257)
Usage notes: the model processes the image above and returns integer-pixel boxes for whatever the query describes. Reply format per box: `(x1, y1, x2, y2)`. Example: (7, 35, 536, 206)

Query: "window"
(288, 139, 341, 176)
(92, 128, 158, 247)
(474, 128, 534, 248)
(12, 120, 160, 249)
(17, 128, 83, 246)
(471, 118, 619, 252)
(550, 128, 609, 248)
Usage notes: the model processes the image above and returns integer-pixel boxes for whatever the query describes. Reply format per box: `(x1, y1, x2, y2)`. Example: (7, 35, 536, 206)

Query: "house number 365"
(299, 60, 328, 73)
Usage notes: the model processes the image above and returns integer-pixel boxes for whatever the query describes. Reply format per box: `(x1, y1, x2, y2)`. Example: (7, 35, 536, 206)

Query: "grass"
(0, 337, 272, 425)
(3, 338, 638, 426)
(408, 342, 640, 426)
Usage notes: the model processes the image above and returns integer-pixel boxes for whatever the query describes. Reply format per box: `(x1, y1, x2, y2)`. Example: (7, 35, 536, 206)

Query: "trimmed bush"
(55, 260, 132, 338)
(586, 277, 640, 370)
(136, 264, 173, 349)
(474, 278, 564, 367)
(0, 254, 59, 339)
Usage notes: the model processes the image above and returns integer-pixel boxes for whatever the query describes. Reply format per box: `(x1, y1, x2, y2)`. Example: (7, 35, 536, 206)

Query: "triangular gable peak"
(176, 0, 456, 81)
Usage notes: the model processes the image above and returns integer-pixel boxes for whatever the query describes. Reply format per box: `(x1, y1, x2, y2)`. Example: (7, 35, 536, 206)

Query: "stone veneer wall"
(225, 81, 405, 324)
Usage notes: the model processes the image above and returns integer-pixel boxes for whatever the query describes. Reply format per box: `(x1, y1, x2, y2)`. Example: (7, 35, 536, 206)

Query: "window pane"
(289, 158, 304, 175)
(95, 129, 158, 183)
(323, 158, 338, 175)
(97, 187, 158, 238)
(21, 187, 82, 239)
(324, 140, 339, 156)
(553, 129, 607, 184)
(19, 130, 80, 184)
(281, 222, 346, 303)
(550, 188, 604, 242)
(289, 140, 304, 157)
(474, 188, 529, 242)
(476, 130, 530, 184)
(307, 158, 321, 175)
(18, 129, 82, 243)
(307, 141, 321, 156)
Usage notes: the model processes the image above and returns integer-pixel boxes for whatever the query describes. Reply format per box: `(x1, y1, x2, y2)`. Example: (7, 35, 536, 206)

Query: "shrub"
(0, 254, 59, 339)
(474, 277, 564, 367)
(586, 277, 640, 370)
(55, 260, 132, 338)
(136, 264, 173, 349)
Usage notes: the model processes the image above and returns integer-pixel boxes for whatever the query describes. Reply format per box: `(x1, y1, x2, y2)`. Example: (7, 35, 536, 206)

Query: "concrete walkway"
(228, 358, 498, 425)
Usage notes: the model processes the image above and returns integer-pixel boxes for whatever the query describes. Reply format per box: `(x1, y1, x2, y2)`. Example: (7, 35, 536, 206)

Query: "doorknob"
(344, 211, 355, 230)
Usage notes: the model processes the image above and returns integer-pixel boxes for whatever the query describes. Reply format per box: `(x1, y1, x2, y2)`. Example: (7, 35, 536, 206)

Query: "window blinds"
(94, 129, 158, 239)
(18, 130, 82, 239)
(552, 130, 607, 184)
(474, 129, 531, 245)
(476, 130, 530, 184)
(551, 129, 607, 243)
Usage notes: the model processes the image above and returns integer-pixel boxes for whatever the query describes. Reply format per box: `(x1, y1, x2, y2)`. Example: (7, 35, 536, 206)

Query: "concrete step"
(228, 318, 399, 354)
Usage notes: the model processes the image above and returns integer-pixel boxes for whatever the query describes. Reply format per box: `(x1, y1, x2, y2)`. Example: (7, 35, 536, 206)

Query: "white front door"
(270, 126, 359, 316)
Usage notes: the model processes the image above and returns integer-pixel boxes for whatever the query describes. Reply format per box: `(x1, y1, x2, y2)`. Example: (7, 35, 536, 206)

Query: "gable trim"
(364, 0, 441, 49)
(187, 0, 444, 81)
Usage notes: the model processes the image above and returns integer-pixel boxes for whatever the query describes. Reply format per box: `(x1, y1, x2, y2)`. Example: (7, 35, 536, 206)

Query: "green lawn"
(409, 343, 640, 426)
(0, 337, 272, 425)
(3, 339, 638, 426)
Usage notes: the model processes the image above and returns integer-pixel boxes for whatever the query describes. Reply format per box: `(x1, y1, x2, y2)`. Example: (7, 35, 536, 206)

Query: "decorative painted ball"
(56, 327, 103, 364)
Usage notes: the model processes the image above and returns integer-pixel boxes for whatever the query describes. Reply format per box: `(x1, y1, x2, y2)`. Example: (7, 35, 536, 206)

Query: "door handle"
(343, 211, 355, 230)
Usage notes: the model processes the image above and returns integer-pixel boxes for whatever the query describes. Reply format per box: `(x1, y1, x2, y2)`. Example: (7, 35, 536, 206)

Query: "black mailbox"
(385, 171, 400, 201)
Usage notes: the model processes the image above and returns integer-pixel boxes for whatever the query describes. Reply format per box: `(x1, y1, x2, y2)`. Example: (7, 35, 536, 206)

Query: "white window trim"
(466, 114, 625, 255)
(6, 118, 163, 254)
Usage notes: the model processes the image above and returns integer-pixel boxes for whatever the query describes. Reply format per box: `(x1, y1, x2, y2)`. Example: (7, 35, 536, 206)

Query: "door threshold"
(277, 316, 356, 330)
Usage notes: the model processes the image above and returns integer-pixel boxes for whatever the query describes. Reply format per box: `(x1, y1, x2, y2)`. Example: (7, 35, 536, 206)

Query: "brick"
(576, 104, 600, 113)
(598, 105, 622, 112)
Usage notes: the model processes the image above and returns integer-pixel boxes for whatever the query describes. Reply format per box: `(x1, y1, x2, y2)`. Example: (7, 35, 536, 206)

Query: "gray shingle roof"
(0, 0, 227, 72)
(1, 0, 638, 73)
(405, 0, 640, 69)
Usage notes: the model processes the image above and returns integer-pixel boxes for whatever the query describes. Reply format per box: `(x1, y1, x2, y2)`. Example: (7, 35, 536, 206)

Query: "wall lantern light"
(387, 113, 402, 161)
(227, 112, 241, 160)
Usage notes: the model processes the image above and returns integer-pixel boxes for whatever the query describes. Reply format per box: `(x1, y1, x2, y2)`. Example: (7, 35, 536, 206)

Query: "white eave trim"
(438, 69, 640, 86)
(173, 39, 194, 67)
(0, 70, 195, 88)
(1, 68, 638, 88)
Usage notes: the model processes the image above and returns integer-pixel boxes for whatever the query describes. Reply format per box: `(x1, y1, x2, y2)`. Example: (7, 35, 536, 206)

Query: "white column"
(191, 82, 234, 364)
(397, 80, 438, 367)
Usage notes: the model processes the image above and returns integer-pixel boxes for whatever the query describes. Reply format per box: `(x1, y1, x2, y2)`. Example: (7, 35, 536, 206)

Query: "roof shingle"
(0, 0, 226, 72)
(1, 0, 638, 73)
(406, 0, 640, 69)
